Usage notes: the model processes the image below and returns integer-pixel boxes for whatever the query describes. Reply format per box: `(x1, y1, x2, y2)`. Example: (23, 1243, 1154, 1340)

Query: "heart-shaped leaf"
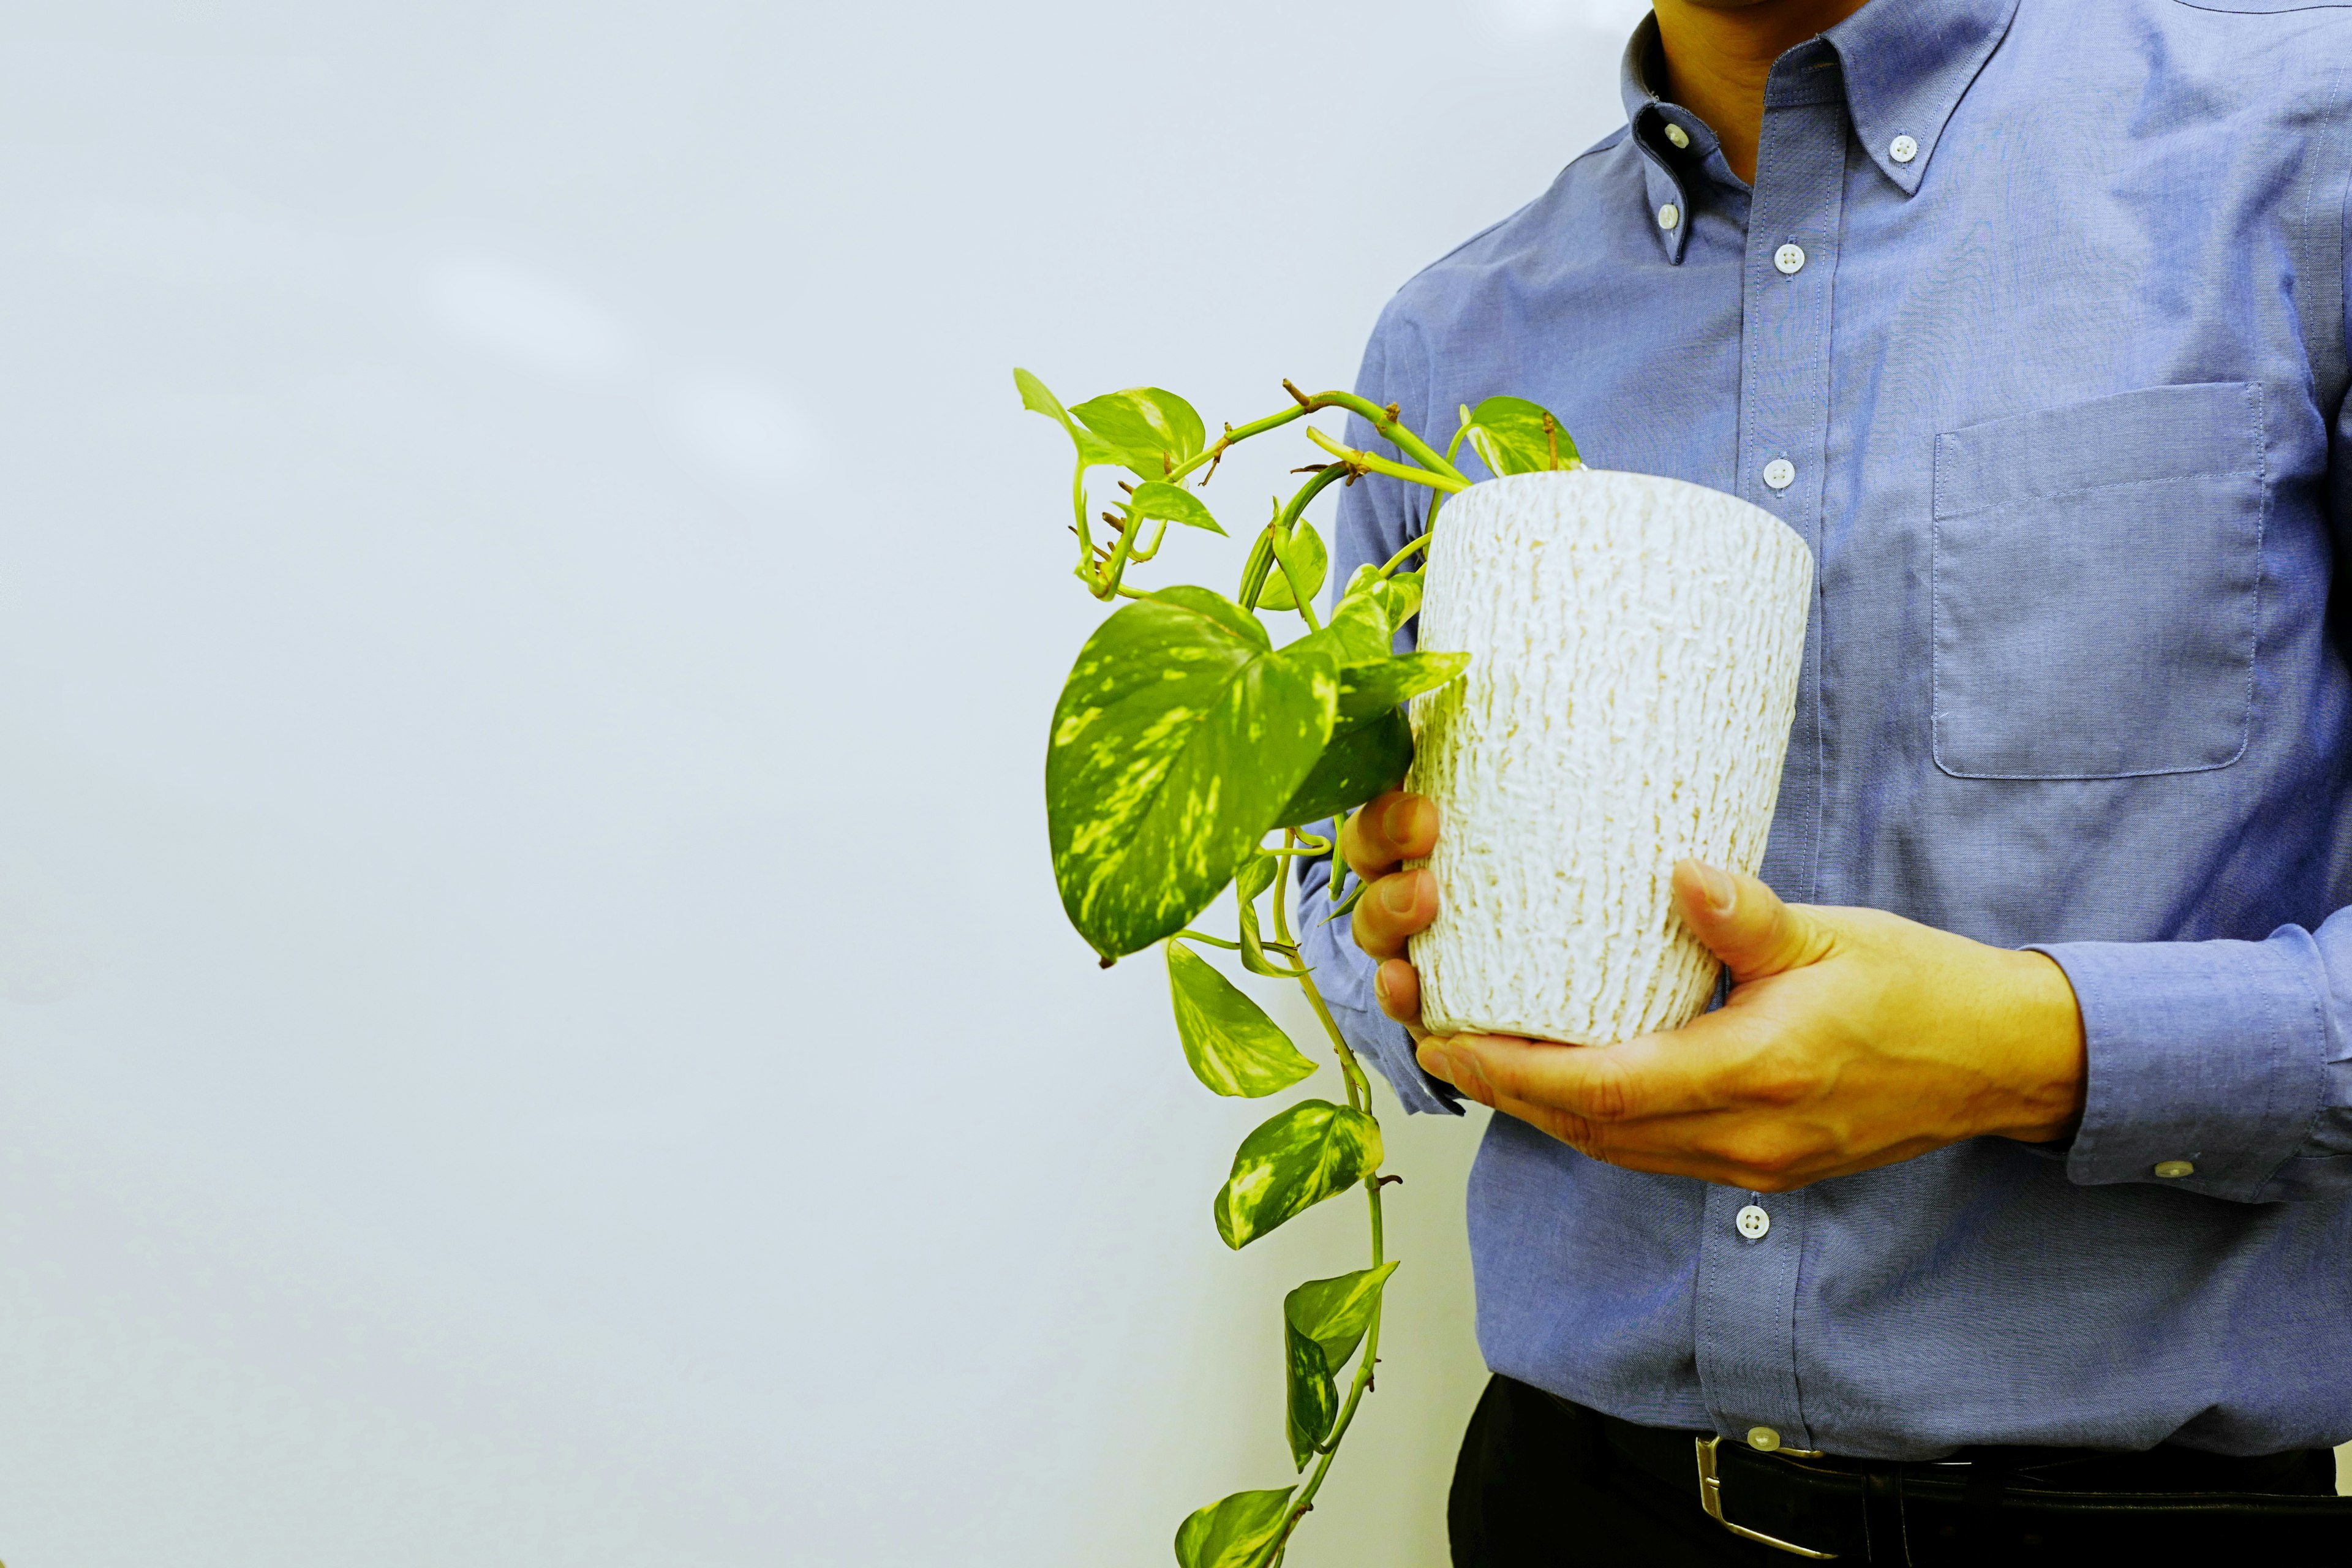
(1257, 521, 1327, 612)
(1338, 650, 1470, 721)
(1072, 387, 1206, 478)
(1213, 1099, 1383, 1250)
(1166, 940, 1316, 1098)
(1463, 394, 1579, 477)
(1233, 853, 1297, 979)
(1048, 588, 1337, 959)
(1015, 367, 1121, 468)
(1280, 1262, 1399, 1466)
(1129, 479, 1225, 537)
(1283, 1323, 1336, 1469)
(1274, 707, 1413, 830)
(1286, 1261, 1399, 1371)
(1173, 1488, 1294, 1568)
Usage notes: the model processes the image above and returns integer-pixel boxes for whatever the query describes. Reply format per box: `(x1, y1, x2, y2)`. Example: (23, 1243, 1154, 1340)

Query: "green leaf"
(1014, 367, 1121, 467)
(1213, 1099, 1384, 1250)
(1233, 853, 1295, 979)
(1073, 387, 1206, 478)
(1174, 1488, 1294, 1568)
(1286, 1261, 1400, 1371)
(1333, 566, 1421, 635)
(1295, 592, 1391, 668)
(1280, 1262, 1398, 1468)
(1338, 650, 1471, 721)
(1048, 590, 1337, 959)
(1275, 707, 1413, 829)
(1257, 521, 1327, 612)
(1129, 480, 1226, 537)
(1463, 395, 1580, 477)
(1283, 1324, 1337, 1468)
(1166, 940, 1315, 1098)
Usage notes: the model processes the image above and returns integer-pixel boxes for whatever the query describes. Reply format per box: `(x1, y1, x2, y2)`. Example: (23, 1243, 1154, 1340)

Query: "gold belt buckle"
(1695, 1434, 1838, 1559)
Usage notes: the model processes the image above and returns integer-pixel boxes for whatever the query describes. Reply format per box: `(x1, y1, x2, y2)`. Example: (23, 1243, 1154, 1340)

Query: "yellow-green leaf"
(1073, 386, 1206, 478)
(1285, 1261, 1399, 1371)
(1234, 853, 1295, 979)
(1129, 480, 1225, 537)
(1338, 651, 1469, 720)
(1014, 367, 1121, 468)
(1174, 1488, 1294, 1568)
(1275, 708, 1412, 829)
(1258, 521, 1327, 612)
(1283, 1322, 1336, 1469)
(1167, 940, 1315, 1098)
(1047, 588, 1337, 958)
(1213, 1099, 1383, 1250)
(1463, 394, 1579, 478)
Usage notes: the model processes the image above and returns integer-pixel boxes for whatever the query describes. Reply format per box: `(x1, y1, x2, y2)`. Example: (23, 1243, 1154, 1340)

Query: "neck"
(1653, 0, 1875, 183)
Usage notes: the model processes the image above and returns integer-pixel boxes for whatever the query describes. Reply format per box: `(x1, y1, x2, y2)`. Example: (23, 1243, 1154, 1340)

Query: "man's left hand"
(1401, 861, 2089, 1191)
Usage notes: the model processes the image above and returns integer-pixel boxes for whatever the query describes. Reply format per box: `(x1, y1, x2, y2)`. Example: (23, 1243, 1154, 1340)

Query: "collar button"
(1890, 134, 1920, 165)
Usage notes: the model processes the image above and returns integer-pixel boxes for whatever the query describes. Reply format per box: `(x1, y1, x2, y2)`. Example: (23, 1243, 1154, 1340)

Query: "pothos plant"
(1022, 367, 1578, 1567)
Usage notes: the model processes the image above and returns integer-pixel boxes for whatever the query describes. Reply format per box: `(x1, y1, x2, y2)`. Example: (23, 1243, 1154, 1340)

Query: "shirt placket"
(1694, 45, 1847, 1453)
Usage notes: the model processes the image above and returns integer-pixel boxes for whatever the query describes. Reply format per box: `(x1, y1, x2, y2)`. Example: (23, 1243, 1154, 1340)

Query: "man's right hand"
(1341, 789, 1441, 1033)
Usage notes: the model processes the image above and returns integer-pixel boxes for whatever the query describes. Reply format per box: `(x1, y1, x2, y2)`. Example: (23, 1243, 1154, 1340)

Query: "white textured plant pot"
(1404, 469, 1813, 1046)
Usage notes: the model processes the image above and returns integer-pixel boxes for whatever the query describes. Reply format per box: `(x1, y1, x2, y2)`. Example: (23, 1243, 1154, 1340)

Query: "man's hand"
(1343, 789, 2089, 1191)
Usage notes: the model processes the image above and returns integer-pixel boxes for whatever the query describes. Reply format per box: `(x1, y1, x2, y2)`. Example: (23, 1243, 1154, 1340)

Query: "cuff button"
(2154, 1159, 2195, 1179)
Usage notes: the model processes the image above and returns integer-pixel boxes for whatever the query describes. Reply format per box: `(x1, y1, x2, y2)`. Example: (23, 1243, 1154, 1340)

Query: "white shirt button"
(1762, 459, 1796, 492)
(1748, 1426, 1783, 1452)
(2155, 1159, 2196, 1179)
(1657, 203, 1680, 231)
(1774, 243, 1806, 276)
(1890, 134, 1919, 164)
(1664, 121, 1692, 151)
(1735, 1204, 1771, 1240)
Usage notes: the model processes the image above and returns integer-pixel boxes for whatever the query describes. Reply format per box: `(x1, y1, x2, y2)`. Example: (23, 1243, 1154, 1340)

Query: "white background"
(0, 1, 1649, 1564)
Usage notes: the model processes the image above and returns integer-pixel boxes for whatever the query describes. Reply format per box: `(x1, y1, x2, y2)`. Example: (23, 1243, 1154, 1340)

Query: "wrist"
(1985, 948, 2088, 1144)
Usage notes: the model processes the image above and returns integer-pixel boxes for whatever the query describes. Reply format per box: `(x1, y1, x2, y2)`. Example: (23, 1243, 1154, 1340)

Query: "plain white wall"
(0, 1, 1644, 1564)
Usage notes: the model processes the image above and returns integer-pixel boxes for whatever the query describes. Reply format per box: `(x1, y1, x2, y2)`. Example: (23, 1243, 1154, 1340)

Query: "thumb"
(1671, 861, 1827, 983)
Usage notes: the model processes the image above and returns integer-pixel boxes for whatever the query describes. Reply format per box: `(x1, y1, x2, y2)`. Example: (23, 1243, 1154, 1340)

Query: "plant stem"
(1376, 532, 1434, 579)
(1305, 428, 1471, 494)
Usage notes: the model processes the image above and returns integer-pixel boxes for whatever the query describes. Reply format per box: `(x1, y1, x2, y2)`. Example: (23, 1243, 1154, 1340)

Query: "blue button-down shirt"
(1298, 0, 2352, 1459)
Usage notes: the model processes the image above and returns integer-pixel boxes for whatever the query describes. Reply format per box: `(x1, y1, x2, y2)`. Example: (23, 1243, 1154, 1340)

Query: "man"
(1296, 0, 2352, 1559)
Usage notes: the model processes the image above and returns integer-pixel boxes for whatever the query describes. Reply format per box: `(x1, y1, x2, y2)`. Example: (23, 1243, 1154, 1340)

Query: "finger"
(1671, 861, 1833, 984)
(1351, 867, 1437, 960)
(1433, 1017, 1761, 1126)
(1373, 957, 1422, 1025)
(1342, 791, 1439, 883)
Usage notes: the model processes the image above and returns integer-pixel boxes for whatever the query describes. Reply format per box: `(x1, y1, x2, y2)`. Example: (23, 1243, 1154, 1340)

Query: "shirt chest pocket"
(1931, 382, 2266, 780)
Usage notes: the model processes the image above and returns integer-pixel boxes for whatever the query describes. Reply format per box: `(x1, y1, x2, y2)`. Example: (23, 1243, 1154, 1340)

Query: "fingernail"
(1696, 862, 1736, 914)
(1385, 796, 1419, 844)
(1381, 875, 1416, 914)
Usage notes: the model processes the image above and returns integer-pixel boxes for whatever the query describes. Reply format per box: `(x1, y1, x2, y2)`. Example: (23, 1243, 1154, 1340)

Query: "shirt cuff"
(1294, 865, 1462, 1117)
(2032, 933, 2330, 1202)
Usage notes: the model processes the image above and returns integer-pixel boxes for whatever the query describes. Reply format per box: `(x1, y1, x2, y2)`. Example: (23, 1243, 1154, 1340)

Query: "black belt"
(1556, 1393, 2352, 1562)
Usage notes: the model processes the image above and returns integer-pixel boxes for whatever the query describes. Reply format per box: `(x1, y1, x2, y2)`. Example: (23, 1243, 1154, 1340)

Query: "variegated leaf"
(1275, 707, 1412, 829)
(1338, 650, 1469, 720)
(1234, 853, 1295, 979)
(1166, 940, 1315, 1097)
(1129, 479, 1225, 536)
(1281, 1261, 1399, 1468)
(1285, 1261, 1398, 1371)
(1283, 1322, 1336, 1469)
(1463, 394, 1579, 477)
(1257, 520, 1327, 612)
(1173, 1488, 1294, 1568)
(1047, 587, 1337, 959)
(1213, 1099, 1384, 1250)
(1072, 386, 1206, 478)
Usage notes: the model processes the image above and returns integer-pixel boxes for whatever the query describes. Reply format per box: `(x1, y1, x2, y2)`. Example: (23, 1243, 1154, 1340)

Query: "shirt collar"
(1616, 0, 2018, 260)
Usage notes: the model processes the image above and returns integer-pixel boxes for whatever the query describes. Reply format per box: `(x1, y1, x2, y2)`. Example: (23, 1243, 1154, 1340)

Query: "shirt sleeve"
(1292, 308, 1461, 1117)
(2030, 926, 2349, 1202)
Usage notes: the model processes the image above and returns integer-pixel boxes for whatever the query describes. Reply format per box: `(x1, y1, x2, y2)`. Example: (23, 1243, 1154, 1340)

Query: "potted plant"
(1020, 369, 1810, 1568)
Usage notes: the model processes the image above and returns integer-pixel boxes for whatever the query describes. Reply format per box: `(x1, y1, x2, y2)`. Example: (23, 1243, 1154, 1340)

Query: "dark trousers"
(1449, 1374, 2351, 1566)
